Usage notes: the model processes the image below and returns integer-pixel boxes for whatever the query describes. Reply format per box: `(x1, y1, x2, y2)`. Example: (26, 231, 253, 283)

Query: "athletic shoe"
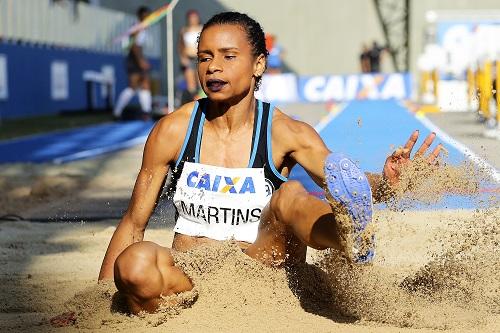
(324, 152, 375, 263)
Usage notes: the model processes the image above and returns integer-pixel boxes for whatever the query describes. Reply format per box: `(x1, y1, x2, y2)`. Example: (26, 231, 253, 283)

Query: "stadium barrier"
(0, 0, 164, 120)
(0, 41, 160, 119)
(256, 73, 413, 104)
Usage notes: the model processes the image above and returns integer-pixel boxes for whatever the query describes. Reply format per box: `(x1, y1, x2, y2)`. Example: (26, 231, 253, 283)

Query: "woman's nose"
(207, 56, 222, 73)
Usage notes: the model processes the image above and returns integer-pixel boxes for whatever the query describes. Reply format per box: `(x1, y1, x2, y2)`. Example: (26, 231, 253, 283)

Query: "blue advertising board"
(0, 42, 160, 119)
(257, 73, 413, 104)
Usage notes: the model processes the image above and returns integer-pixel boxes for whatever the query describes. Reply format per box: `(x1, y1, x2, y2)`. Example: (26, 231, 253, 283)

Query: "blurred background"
(0, 0, 499, 162)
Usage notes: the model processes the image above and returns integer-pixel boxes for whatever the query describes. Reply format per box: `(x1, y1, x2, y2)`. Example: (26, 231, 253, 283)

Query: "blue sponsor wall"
(0, 41, 160, 119)
(257, 72, 413, 104)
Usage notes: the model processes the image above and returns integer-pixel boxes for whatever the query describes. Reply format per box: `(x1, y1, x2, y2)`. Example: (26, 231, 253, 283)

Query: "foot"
(324, 152, 375, 263)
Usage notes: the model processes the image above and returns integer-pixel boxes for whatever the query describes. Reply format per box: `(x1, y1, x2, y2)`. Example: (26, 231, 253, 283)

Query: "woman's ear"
(253, 54, 266, 78)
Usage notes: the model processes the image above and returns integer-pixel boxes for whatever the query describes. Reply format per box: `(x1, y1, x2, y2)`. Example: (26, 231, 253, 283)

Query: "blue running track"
(289, 100, 499, 209)
(0, 121, 154, 164)
(0, 100, 497, 208)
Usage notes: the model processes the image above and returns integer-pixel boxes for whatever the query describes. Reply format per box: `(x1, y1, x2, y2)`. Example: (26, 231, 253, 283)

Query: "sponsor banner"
(0, 54, 7, 100)
(51, 61, 69, 100)
(255, 73, 299, 103)
(257, 73, 412, 104)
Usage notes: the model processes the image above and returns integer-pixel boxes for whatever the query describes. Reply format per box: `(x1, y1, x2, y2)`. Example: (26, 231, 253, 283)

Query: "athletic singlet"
(183, 30, 200, 50)
(169, 98, 287, 243)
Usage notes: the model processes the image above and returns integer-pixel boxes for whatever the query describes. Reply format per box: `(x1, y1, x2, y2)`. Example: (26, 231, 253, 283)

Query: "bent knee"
(114, 242, 170, 290)
(271, 181, 308, 222)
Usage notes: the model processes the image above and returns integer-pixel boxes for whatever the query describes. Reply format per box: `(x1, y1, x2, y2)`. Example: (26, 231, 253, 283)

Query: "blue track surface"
(1, 100, 497, 208)
(0, 121, 154, 164)
(289, 100, 498, 209)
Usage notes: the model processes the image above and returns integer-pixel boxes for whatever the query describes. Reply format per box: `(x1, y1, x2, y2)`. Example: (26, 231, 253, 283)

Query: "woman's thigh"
(245, 200, 307, 267)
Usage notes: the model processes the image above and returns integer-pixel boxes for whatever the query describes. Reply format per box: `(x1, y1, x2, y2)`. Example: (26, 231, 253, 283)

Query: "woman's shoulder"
(270, 106, 319, 143)
(153, 101, 198, 140)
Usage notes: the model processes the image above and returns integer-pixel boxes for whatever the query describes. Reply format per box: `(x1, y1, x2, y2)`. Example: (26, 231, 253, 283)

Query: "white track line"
(314, 102, 347, 133)
(52, 135, 148, 164)
(415, 113, 500, 184)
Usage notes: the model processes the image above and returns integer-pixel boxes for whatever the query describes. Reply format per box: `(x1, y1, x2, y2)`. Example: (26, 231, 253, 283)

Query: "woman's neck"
(206, 96, 256, 133)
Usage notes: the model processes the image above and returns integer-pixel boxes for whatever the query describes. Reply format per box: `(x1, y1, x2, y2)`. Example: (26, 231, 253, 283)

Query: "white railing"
(0, 0, 161, 57)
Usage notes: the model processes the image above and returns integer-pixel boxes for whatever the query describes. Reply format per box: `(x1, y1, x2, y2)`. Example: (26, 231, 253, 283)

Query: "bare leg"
(113, 74, 141, 118)
(114, 241, 193, 314)
(128, 73, 141, 90)
(246, 181, 344, 266)
(138, 73, 152, 114)
(139, 73, 151, 91)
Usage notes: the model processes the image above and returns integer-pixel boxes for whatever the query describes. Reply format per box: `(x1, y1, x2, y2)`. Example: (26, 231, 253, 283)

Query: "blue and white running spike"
(324, 152, 375, 263)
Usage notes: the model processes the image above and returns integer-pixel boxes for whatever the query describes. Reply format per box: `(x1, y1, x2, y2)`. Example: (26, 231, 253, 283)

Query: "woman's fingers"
(403, 130, 419, 158)
(427, 143, 444, 163)
(416, 132, 436, 157)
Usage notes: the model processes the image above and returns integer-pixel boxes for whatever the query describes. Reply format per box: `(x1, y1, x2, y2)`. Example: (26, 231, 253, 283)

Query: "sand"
(1, 136, 499, 332)
(1, 207, 498, 332)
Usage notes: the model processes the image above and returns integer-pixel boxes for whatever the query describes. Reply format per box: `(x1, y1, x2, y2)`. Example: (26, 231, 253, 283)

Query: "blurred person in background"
(113, 6, 152, 120)
(265, 33, 285, 74)
(178, 9, 203, 103)
(369, 41, 387, 73)
(359, 43, 371, 73)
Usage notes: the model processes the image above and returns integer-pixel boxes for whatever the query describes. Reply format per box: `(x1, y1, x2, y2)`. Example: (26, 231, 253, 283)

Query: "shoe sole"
(324, 152, 375, 263)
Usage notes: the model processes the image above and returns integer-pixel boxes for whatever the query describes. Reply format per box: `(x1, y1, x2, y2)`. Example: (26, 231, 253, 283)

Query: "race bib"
(173, 162, 271, 243)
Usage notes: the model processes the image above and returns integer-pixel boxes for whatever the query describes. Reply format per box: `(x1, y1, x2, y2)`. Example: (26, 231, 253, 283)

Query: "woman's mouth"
(206, 79, 227, 92)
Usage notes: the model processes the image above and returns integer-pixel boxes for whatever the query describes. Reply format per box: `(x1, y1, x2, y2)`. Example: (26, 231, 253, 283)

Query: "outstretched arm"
(276, 114, 442, 202)
(98, 110, 188, 280)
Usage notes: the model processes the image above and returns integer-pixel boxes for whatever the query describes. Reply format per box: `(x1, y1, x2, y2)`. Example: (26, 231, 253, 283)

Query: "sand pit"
(1, 141, 499, 332)
(0, 205, 498, 332)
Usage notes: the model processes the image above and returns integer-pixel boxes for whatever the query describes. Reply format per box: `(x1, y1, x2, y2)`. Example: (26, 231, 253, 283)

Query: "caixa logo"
(186, 171, 256, 194)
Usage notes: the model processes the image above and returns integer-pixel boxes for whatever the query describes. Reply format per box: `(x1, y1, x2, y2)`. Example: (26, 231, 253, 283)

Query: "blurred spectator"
(369, 41, 387, 73)
(51, 0, 94, 19)
(359, 43, 371, 73)
(113, 6, 152, 120)
(178, 9, 203, 103)
(265, 34, 285, 74)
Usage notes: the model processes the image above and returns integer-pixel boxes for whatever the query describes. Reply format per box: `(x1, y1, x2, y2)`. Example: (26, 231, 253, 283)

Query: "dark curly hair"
(136, 6, 150, 19)
(200, 12, 268, 91)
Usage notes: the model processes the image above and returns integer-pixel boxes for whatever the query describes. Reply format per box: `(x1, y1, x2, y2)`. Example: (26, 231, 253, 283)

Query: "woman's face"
(197, 24, 265, 103)
(187, 12, 200, 26)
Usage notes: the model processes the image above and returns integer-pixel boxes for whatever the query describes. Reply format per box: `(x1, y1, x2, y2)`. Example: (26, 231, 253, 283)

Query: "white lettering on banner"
(51, 61, 69, 100)
(101, 65, 115, 98)
(0, 54, 7, 100)
(303, 76, 327, 102)
(322, 76, 344, 101)
(360, 75, 380, 99)
(380, 74, 406, 99)
(302, 73, 409, 102)
(345, 75, 359, 100)
(256, 73, 298, 102)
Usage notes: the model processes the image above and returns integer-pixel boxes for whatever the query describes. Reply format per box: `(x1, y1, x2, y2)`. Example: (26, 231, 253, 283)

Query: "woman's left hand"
(383, 130, 443, 187)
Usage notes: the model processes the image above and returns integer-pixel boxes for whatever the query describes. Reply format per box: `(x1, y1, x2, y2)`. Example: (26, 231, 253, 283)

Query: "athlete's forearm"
(365, 172, 394, 203)
(98, 218, 145, 281)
